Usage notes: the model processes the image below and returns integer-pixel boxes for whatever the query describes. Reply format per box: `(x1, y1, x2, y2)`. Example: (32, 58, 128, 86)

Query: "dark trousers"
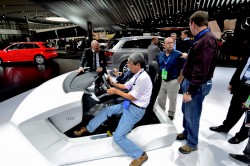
(223, 92, 249, 139)
(243, 128, 250, 155)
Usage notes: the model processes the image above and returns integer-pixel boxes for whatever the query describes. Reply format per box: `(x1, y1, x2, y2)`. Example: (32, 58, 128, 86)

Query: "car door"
(19, 44, 36, 61)
(5, 44, 20, 62)
(112, 40, 136, 65)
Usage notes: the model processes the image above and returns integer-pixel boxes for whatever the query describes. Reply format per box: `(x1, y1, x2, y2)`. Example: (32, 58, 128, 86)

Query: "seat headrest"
(148, 61, 159, 76)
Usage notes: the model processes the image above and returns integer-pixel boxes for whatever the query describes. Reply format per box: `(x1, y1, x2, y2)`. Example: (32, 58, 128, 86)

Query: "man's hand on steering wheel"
(107, 87, 118, 95)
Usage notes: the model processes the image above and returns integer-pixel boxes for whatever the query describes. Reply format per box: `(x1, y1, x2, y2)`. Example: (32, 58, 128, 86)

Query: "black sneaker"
(228, 153, 250, 165)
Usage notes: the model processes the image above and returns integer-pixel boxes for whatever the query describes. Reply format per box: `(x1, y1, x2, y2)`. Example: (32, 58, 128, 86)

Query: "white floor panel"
(0, 67, 245, 166)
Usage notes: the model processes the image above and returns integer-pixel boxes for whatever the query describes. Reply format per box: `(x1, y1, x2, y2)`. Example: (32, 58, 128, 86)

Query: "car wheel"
(119, 60, 129, 73)
(0, 58, 2, 65)
(35, 55, 45, 64)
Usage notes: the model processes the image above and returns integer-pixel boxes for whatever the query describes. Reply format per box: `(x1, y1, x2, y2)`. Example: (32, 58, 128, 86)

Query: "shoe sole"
(176, 137, 186, 141)
(228, 140, 241, 144)
(228, 155, 249, 165)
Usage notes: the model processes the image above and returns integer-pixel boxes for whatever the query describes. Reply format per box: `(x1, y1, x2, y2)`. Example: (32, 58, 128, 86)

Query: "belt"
(131, 102, 146, 109)
(163, 78, 177, 82)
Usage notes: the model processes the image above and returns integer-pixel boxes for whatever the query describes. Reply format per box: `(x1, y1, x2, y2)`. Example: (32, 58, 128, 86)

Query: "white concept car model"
(11, 62, 177, 165)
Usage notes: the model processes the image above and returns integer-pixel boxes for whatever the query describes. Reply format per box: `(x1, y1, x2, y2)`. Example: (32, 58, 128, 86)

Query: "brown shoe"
(73, 127, 88, 136)
(129, 152, 148, 166)
(179, 144, 198, 154)
(176, 133, 186, 140)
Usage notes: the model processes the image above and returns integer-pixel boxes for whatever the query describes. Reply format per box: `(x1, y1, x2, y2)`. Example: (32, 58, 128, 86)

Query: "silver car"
(105, 36, 164, 72)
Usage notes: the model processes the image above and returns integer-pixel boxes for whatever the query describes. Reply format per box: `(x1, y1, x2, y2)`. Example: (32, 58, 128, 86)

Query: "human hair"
(182, 30, 191, 37)
(128, 52, 146, 69)
(190, 10, 208, 27)
(151, 36, 158, 42)
(170, 33, 177, 37)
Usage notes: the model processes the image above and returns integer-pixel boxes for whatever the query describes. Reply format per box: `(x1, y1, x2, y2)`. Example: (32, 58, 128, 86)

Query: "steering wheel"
(102, 75, 110, 89)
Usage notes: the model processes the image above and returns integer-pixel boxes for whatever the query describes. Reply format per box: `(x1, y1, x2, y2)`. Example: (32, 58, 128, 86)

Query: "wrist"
(185, 91, 191, 95)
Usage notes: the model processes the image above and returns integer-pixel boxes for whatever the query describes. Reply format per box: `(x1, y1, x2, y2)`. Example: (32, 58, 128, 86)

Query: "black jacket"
(230, 56, 250, 94)
(80, 48, 107, 75)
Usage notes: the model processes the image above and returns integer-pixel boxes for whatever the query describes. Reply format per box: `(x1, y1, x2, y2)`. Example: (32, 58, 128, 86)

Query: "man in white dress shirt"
(74, 52, 152, 166)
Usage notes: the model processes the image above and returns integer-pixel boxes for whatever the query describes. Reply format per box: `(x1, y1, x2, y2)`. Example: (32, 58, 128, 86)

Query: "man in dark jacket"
(77, 40, 107, 75)
(210, 44, 250, 144)
(176, 11, 218, 154)
(179, 30, 192, 53)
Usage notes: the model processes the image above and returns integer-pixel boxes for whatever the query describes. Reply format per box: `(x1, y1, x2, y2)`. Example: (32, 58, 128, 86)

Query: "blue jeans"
(181, 79, 212, 148)
(86, 103, 145, 159)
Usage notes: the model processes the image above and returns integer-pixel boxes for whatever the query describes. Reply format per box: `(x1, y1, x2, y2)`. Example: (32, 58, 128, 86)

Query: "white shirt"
(92, 50, 100, 68)
(240, 57, 250, 84)
(124, 69, 153, 108)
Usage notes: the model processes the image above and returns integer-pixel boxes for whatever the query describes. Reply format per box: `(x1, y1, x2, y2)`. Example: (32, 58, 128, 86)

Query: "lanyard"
(164, 54, 171, 70)
(130, 70, 144, 90)
(192, 28, 210, 45)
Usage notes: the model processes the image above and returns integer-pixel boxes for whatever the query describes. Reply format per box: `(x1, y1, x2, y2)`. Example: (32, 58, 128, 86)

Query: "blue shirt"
(157, 49, 185, 81)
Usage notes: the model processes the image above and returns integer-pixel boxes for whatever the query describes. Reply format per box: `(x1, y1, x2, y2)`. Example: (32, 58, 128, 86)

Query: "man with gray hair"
(74, 52, 152, 166)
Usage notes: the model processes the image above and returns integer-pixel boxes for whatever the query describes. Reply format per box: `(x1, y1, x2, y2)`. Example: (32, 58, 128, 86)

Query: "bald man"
(157, 37, 187, 120)
(77, 40, 107, 75)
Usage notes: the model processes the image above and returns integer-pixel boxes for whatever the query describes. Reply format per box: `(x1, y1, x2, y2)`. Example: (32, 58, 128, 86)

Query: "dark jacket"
(177, 39, 192, 53)
(80, 48, 107, 75)
(230, 56, 250, 94)
(182, 30, 218, 94)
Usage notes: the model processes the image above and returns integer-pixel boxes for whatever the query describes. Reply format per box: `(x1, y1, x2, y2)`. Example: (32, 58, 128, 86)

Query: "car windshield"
(106, 39, 119, 49)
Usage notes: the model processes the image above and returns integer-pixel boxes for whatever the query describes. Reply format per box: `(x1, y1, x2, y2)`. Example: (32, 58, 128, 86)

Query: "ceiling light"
(45, 17, 70, 22)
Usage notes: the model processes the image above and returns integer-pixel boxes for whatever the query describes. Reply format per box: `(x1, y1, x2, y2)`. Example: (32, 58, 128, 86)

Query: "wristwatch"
(186, 91, 191, 95)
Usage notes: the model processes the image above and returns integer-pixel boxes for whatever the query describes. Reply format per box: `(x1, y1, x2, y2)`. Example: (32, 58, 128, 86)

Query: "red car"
(0, 42, 58, 65)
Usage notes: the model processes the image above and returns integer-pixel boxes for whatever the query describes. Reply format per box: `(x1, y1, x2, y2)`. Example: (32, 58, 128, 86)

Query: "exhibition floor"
(0, 67, 245, 166)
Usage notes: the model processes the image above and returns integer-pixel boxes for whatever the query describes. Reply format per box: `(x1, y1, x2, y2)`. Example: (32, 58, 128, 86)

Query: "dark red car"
(0, 42, 58, 65)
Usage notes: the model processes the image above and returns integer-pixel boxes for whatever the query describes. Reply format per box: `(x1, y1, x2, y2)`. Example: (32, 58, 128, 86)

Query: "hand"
(242, 103, 249, 109)
(183, 93, 192, 103)
(107, 87, 117, 95)
(96, 67, 103, 73)
(77, 67, 84, 73)
(227, 85, 232, 92)
(180, 53, 188, 59)
(177, 70, 184, 84)
(113, 68, 122, 77)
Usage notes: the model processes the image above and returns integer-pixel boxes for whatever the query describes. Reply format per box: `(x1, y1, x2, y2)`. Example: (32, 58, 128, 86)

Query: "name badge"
(162, 69, 168, 80)
(123, 99, 130, 110)
(245, 95, 250, 107)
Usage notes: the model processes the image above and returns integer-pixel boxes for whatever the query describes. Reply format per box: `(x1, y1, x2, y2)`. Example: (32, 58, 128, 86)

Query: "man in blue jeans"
(74, 52, 152, 166)
(176, 11, 218, 154)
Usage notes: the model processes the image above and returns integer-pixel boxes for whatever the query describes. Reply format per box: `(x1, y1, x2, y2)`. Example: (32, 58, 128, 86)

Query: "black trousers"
(223, 90, 249, 140)
(243, 128, 250, 155)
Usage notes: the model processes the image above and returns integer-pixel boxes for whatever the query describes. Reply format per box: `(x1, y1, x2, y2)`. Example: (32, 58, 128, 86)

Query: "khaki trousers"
(157, 79, 179, 117)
